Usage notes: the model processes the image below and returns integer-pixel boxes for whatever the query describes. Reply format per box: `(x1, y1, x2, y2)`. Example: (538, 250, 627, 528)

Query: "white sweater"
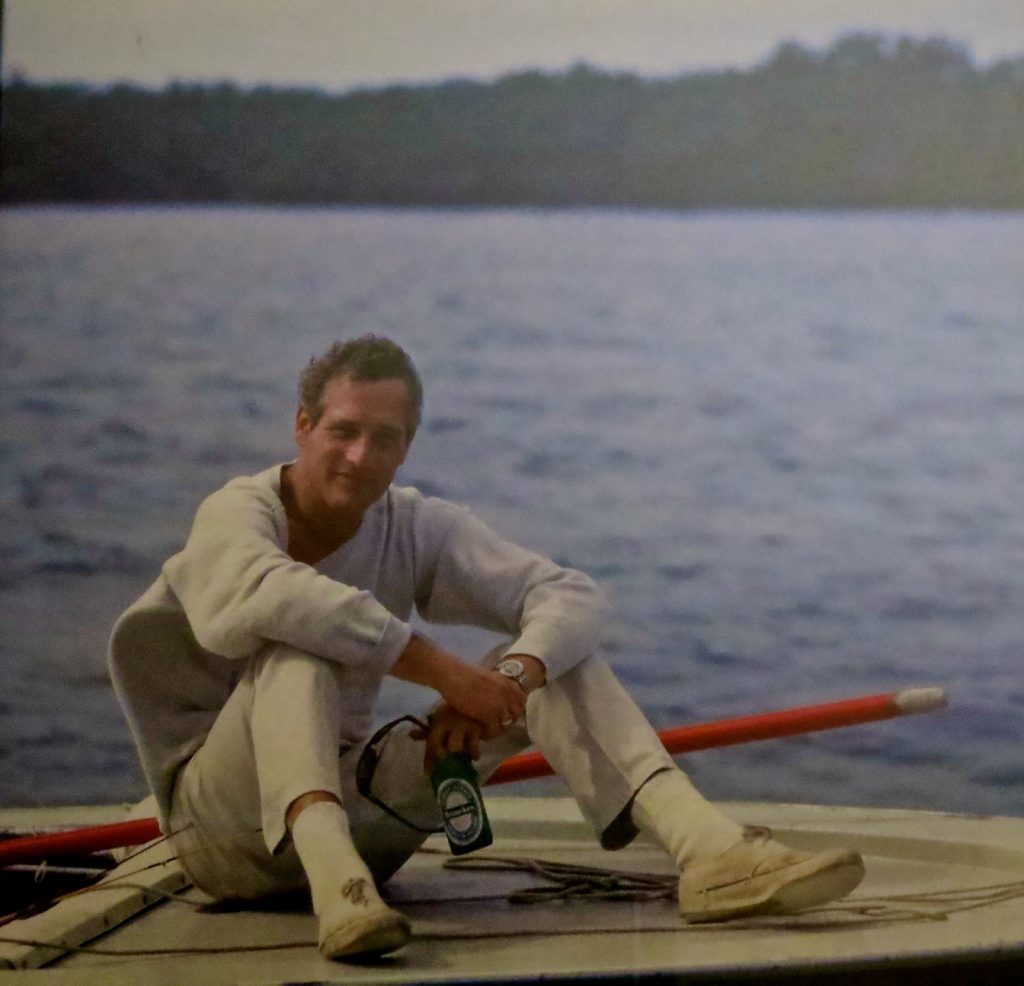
(109, 464, 609, 825)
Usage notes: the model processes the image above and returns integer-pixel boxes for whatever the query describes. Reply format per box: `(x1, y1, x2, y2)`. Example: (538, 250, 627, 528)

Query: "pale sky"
(3, 0, 1023, 91)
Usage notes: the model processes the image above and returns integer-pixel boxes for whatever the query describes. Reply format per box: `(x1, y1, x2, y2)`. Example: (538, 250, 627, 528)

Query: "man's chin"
(326, 484, 381, 514)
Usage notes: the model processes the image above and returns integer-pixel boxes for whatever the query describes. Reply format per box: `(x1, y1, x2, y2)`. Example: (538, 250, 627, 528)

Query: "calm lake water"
(1, 205, 1022, 817)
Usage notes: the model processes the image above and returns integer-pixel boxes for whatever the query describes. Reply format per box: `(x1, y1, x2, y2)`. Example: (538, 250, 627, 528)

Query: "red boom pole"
(0, 687, 945, 868)
(487, 686, 945, 785)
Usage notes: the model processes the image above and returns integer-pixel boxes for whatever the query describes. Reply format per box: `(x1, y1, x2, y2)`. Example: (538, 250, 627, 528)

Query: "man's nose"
(346, 434, 373, 466)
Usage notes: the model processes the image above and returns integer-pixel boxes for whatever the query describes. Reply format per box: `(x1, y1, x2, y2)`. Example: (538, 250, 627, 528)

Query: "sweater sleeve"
(417, 504, 610, 680)
(162, 475, 410, 668)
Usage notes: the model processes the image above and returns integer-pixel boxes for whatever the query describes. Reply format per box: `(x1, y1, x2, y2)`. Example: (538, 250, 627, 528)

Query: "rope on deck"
(3, 851, 1024, 960)
(441, 851, 679, 903)
(427, 851, 1024, 926)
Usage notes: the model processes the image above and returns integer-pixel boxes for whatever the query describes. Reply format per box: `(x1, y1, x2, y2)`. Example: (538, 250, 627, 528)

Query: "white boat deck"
(2, 798, 1023, 984)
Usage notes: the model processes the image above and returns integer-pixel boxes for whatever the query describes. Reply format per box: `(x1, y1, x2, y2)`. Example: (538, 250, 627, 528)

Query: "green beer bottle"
(430, 752, 493, 855)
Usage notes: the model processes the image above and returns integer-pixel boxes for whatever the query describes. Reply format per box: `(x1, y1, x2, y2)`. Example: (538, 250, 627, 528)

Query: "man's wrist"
(496, 654, 546, 693)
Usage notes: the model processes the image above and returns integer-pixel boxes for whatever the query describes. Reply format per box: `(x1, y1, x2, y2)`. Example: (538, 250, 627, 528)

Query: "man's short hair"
(298, 336, 423, 434)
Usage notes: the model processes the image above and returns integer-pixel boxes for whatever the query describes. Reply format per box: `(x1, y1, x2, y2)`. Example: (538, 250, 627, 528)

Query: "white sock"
(630, 769, 746, 867)
(290, 800, 382, 917)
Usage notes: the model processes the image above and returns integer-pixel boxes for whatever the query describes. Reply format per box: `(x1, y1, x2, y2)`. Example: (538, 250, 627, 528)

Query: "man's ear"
(294, 405, 312, 445)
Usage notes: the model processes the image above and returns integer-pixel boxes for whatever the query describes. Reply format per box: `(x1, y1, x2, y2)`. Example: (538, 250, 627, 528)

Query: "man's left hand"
(410, 654, 546, 774)
(412, 704, 488, 774)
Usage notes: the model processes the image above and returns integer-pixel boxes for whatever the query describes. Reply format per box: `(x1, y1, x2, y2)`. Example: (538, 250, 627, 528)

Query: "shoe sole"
(680, 849, 865, 924)
(320, 910, 412, 960)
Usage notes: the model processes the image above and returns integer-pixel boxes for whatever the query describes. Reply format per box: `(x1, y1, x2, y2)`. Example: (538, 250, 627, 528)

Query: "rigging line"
(111, 826, 176, 863)
(828, 881, 1024, 912)
(868, 882, 1024, 904)
(888, 887, 1024, 917)
(56, 823, 264, 900)
(447, 853, 673, 881)
(444, 854, 676, 886)
(0, 882, 199, 929)
(4, 820, 184, 921)
(0, 824, 260, 924)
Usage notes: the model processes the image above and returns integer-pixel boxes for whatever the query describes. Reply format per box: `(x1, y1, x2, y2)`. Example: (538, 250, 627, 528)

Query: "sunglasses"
(354, 715, 444, 834)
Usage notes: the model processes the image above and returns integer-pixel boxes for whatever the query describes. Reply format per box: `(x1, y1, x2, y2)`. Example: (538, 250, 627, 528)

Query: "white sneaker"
(318, 880, 411, 960)
(678, 826, 865, 923)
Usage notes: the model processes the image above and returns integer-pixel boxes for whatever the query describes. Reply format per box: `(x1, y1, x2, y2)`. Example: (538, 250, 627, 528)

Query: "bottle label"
(436, 776, 484, 847)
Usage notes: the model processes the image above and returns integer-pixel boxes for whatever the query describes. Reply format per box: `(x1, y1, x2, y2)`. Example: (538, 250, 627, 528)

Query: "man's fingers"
(448, 726, 467, 754)
(434, 726, 456, 755)
(420, 704, 493, 773)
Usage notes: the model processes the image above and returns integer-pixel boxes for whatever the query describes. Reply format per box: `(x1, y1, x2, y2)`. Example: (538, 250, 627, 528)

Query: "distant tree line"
(3, 34, 1023, 208)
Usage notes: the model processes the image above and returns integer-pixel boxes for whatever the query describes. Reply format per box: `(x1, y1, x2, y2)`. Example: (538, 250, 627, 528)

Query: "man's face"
(293, 374, 413, 519)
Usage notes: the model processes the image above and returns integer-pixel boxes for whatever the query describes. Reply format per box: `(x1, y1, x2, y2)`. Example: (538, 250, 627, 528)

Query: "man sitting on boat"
(109, 336, 865, 961)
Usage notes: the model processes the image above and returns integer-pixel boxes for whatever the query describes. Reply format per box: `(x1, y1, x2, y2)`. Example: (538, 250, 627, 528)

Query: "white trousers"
(168, 644, 675, 901)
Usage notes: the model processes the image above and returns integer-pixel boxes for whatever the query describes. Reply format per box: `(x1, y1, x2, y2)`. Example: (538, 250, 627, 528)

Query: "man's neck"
(279, 465, 363, 565)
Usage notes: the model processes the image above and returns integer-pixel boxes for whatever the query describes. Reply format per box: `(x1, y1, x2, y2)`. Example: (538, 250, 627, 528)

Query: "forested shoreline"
(3, 34, 1023, 209)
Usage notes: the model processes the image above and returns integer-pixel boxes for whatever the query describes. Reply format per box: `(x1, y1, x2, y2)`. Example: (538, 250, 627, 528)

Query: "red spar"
(0, 687, 946, 867)
(488, 686, 946, 784)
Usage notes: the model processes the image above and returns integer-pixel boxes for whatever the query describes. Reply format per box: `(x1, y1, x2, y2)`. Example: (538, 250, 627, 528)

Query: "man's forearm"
(389, 633, 463, 695)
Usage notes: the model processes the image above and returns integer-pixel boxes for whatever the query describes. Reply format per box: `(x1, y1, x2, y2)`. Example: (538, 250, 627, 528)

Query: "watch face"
(498, 659, 527, 687)
(499, 659, 525, 677)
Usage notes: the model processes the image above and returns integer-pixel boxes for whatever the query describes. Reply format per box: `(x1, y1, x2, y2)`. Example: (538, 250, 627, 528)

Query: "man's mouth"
(333, 472, 371, 489)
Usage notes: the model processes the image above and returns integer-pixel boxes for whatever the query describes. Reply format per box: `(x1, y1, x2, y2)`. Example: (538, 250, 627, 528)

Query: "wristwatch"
(496, 657, 530, 692)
